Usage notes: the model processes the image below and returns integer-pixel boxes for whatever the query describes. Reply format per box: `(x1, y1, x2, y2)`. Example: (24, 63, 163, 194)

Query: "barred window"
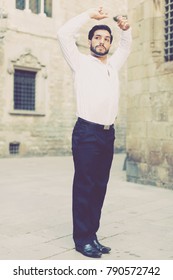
(14, 69, 36, 111)
(9, 142, 20, 155)
(16, 0, 52, 17)
(16, 0, 25, 10)
(165, 0, 173, 61)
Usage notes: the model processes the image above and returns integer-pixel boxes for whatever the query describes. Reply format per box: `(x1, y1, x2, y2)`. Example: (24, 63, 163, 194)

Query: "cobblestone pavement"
(0, 154, 173, 260)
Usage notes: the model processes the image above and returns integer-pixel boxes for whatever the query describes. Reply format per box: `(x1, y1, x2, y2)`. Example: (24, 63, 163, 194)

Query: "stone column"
(25, 0, 31, 13)
(39, 0, 46, 17)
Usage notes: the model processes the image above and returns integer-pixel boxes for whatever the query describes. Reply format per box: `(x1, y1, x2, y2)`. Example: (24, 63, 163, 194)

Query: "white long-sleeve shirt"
(57, 12, 132, 125)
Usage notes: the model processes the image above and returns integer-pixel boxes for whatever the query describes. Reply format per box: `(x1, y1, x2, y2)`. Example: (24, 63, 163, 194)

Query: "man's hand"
(114, 16, 130, 31)
(89, 7, 109, 20)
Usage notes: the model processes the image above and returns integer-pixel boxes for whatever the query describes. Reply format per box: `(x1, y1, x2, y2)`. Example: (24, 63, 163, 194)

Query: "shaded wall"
(127, 0, 173, 189)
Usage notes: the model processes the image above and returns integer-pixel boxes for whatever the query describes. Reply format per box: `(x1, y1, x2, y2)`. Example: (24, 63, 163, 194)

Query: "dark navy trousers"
(72, 118, 115, 246)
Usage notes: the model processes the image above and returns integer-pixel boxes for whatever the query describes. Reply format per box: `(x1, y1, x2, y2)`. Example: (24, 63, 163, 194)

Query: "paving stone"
(0, 154, 173, 260)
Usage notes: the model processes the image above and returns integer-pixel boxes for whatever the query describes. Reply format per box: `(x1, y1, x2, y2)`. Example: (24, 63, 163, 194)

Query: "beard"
(90, 44, 109, 57)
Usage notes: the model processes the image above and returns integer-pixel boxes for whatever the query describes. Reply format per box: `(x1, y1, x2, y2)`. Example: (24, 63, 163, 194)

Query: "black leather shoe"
(76, 243, 102, 258)
(92, 239, 111, 254)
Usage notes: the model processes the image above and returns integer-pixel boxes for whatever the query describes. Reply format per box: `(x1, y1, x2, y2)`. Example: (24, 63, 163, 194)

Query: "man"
(57, 7, 132, 258)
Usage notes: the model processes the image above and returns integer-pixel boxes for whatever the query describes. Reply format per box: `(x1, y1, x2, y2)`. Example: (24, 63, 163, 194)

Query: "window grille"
(9, 142, 20, 155)
(14, 69, 36, 111)
(165, 0, 173, 61)
(16, 0, 52, 17)
(16, 0, 25, 10)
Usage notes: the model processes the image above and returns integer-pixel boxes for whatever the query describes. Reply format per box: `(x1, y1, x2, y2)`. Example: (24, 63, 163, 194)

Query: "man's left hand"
(116, 16, 130, 30)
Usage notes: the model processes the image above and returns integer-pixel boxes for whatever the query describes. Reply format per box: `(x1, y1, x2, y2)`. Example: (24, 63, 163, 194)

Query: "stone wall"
(126, 0, 173, 189)
(0, 0, 129, 157)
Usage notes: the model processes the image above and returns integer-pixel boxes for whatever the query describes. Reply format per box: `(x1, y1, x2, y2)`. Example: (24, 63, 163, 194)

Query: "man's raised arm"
(110, 16, 132, 70)
(57, 8, 109, 71)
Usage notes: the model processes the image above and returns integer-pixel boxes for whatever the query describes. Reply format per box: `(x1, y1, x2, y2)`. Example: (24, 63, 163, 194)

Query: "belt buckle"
(104, 125, 110, 130)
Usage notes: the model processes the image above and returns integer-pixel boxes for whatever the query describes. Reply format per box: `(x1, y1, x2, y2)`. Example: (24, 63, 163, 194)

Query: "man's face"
(89, 29, 112, 57)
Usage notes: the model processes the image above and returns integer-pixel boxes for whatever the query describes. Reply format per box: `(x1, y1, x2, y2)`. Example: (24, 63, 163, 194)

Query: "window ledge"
(164, 61, 173, 71)
(158, 60, 173, 74)
(9, 110, 45, 116)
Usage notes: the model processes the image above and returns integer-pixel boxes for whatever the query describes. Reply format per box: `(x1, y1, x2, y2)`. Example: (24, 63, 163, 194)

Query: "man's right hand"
(89, 7, 109, 20)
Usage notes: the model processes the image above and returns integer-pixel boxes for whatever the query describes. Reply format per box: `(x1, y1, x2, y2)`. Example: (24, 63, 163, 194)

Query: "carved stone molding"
(7, 49, 47, 78)
(0, 9, 8, 39)
(153, 0, 161, 12)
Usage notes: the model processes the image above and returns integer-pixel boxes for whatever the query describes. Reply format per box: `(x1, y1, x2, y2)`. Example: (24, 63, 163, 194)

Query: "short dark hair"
(88, 25, 113, 43)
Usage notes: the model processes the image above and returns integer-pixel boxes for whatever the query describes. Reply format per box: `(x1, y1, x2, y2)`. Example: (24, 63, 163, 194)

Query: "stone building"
(0, 0, 128, 157)
(126, 0, 173, 189)
(1, 0, 172, 190)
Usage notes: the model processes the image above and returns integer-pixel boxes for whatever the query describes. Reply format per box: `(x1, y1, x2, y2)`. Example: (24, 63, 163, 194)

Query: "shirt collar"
(88, 54, 109, 65)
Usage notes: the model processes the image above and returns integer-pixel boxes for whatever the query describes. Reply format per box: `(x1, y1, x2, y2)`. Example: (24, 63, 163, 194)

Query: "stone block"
(126, 136, 142, 150)
(138, 162, 148, 177)
(168, 167, 173, 182)
(162, 140, 173, 155)
(128, 50, 144, 67)
(149, 77, 159, 92)
(126, 159, 139, 178)
(147, 151, 164, 166)
(152, 106, 168, 122)
(168, 107, 173, 122)
(128, 65, 147, 80)
(147, 122, 169, 139)
(166, 155, 173, 167)
(157, 74, 173, 92)
(127, 121, 147, 138)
